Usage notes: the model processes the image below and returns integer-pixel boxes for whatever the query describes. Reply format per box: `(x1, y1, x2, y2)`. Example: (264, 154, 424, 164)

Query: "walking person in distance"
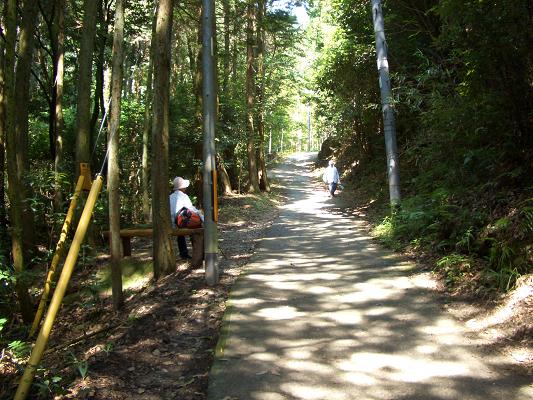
(323, 160, 341, 198)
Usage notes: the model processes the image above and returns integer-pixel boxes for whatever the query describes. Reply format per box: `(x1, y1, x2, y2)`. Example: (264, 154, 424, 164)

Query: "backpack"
(176, 207, 202, 229)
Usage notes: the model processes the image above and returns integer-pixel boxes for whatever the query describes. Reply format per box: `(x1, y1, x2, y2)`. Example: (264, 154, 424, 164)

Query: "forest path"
(207, 153, 532, 400)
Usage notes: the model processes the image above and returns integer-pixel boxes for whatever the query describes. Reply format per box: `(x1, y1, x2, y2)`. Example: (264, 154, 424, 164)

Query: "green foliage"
(26, 166, 75, 246)
(374, 190, 480, 250)
(312, 0, 532, 294)
(372, 216, 397, 248)
(519, 201, 533, 234)
(34, 375, 65, 399)
(436, 254, 472, 287)
(29, 118, 51, 161)
(372, 192, 532, 292)
(0, 263, 16, 287)
(456, 227, 475, 254)
(310, 0, 381, 166)
(7, 340, 32, 361)
(480, 199, 533, 290)
(69, 352, 89, 380)
(102, 342, 114, 355)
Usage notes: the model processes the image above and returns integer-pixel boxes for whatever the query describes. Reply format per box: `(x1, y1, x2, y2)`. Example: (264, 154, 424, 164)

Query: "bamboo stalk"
(15, 176, 104, 400)
(29, 175, 85, 338)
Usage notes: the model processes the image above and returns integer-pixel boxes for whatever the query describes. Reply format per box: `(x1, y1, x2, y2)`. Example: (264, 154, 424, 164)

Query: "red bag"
(176, 207, 202, 228)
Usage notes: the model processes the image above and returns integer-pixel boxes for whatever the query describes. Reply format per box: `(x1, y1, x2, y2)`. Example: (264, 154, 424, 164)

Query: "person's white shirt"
(323, 165, 340, 184)
(169, 190, 203, 228)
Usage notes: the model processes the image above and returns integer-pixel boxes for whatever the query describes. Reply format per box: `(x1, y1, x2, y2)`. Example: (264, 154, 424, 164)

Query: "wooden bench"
(103, 227, 204, 267)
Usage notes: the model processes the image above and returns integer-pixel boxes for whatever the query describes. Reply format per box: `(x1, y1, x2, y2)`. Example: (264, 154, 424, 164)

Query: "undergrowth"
(372, 192, 533, 295)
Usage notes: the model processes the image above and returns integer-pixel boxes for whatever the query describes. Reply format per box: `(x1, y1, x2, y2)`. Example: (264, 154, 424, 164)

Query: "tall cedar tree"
(108, 0, 126, 310)
(151, 0, 175, 279)
(142, 8, 157, 223)
(90, 0, 110, 138)
(74, 0, 99, 175)
(15, 0, 39, 259)
(256, 0, 269, 191)
(53, 0, 66, 211)
(5, 0, 34, 323)
(246, 0, 260, 192)
(0, 2, 9, 261)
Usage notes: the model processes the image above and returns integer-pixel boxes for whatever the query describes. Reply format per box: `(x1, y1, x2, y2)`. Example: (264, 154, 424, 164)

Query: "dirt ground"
(2, 160, 531, 399)
(1, 192, 282, 399)
(65, 194, 282, 400)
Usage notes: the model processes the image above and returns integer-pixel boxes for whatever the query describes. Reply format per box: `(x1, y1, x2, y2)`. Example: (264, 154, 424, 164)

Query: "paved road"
(208, 153, 532, 400)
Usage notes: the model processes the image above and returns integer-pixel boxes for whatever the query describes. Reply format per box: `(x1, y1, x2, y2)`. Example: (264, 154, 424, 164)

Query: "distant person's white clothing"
(169, 190, 202, 228)
(323, 165, 340, 185)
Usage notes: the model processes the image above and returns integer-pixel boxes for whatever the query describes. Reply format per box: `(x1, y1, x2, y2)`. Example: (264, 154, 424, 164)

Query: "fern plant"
(69, 352, 89, 380)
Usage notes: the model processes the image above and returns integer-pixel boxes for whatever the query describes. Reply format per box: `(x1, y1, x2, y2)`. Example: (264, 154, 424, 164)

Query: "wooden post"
(80, 163, 92, 191)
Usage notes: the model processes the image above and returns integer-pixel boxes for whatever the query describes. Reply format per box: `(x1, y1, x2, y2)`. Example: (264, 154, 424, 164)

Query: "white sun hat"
(173, 176, 190, 190)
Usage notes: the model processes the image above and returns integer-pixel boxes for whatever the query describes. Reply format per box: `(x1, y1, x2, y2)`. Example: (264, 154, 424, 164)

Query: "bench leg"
(122, 237, 131, 257)
(191, 234, 204, 267)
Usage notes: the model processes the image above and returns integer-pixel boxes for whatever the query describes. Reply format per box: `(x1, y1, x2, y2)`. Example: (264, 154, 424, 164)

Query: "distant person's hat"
(329, 160, 335, 166)
(173, 176, 190, 190)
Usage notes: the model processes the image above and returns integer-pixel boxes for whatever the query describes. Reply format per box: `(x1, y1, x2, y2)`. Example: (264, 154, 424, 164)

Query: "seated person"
(169, 176, 203, 259)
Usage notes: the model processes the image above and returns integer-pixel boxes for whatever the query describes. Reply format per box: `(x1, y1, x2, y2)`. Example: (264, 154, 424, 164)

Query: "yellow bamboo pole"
(15, 175, 104, 400)
(29, 175, 85, 337)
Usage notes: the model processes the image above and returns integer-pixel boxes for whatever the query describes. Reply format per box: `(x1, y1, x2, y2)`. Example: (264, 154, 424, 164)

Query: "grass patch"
(96, 259, 153, 295)
(219, 191, 281, 225)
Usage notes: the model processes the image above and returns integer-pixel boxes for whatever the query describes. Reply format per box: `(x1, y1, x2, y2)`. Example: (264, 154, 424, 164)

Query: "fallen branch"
(45, 322, 123, 355)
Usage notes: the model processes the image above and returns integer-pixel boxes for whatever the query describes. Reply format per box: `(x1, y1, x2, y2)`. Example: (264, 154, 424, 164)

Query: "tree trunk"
(151, 0, 175, 279)
(193, 1, 205, 201)
(75, 0, 99, 175)
(246, 0, 259, 192)
(256, 0, 269, 192)
(216, 154, 233, 195)
(108, 0, 126, 310)
(0, 5, 9, 263)
(194, 1, 203, 125)
(217, 0, 233, 195)
(222, 0, 231, 93)
(47, 10, 58, 162)
(5, 0, 34, 324)
(126, 55, 136, 98)
(231, 1, 240, 82)
(15, 0, 39, 265)
(53, 0, 66, 212)
(371, 0, 401, 206)
(90, 0, 108, 141)
(186, 31, 196, 84)
(142, 7, 158, 223)
(15, 0, 39, 173)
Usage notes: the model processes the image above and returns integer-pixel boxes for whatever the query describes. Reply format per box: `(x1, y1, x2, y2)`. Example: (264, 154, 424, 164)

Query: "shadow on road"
(209, 153, 532, 400)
